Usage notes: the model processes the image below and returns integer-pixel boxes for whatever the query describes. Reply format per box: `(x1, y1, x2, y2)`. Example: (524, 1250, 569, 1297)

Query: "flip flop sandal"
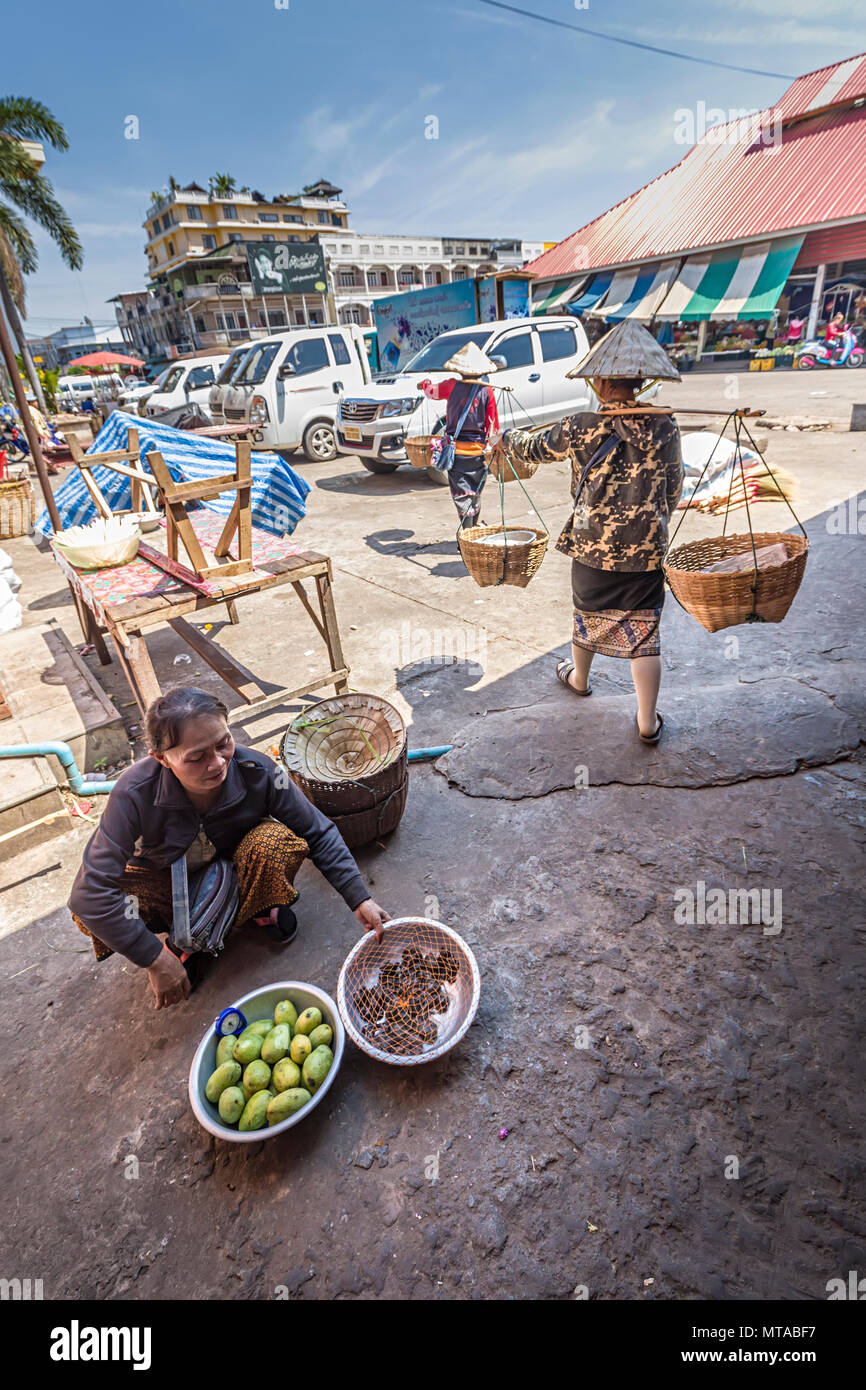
(556, 658, 592, 697)
(637, 712, 664, 745)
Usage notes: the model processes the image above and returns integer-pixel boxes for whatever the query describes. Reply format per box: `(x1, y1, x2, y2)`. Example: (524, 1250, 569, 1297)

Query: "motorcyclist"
(824, 312, 848, 362)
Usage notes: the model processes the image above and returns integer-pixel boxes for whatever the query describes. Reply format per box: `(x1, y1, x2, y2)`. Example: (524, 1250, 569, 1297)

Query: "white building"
(320, 232, 546, 325)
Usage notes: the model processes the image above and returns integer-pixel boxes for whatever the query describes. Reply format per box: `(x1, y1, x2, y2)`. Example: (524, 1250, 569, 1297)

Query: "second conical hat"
(443, 340, 501, 378)
(566, 319, 681, 381)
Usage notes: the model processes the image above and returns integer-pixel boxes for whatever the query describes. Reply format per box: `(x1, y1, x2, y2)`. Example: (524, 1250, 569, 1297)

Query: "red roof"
(527, 53, 866, 283)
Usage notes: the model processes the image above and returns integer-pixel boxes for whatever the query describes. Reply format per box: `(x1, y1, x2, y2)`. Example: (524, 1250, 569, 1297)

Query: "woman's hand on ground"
(147, 944, 191, 1010)
(354, 898, 391, 942)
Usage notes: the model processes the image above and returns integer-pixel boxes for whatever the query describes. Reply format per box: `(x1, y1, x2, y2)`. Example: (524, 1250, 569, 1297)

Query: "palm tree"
(0, 97, 82, 412)
(209, 173, 237, 199)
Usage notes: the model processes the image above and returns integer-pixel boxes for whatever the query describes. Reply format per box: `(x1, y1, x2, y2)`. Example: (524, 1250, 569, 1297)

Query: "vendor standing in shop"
(416, 341, 502, 529)
(501, 320, 683, 745)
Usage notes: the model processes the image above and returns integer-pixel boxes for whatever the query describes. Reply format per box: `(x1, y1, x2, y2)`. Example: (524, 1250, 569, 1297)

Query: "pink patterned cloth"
(52, 509, 304, 624)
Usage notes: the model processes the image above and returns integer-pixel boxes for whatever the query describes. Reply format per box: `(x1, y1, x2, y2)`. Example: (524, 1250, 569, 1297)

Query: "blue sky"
(7, 0, 861, 334)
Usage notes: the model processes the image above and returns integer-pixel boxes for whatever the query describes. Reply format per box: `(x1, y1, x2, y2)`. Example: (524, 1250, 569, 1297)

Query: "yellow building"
(142, 179, 348, 353)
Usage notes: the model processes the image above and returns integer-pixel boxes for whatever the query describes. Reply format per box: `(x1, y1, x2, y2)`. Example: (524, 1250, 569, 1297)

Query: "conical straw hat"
(566, 318, 681, 381)
(443, 340, 501, 378)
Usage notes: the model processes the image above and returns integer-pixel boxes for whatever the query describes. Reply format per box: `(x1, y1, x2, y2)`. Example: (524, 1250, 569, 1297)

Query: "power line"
(475, 0, 795, 80)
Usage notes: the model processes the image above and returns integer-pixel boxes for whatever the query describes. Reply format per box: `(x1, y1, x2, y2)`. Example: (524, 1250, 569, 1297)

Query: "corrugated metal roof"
(775, 52, 866, 123)
(528, 57, 866, 285)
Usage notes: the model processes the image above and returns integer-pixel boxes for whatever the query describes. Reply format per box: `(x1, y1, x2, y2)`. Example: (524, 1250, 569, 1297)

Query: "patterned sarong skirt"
(71, 819, 308, 961)
(571, 560, 664, 659)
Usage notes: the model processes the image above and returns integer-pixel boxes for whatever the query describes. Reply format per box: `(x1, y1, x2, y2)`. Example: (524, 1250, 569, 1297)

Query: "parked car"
(207, 342, 255, 426)
(57, 374, 97, 407)
(220, 325, 371, 461)
(118, 369, 169, 413)
(335, 317, 596, 477)
(144, 354, 229, 420)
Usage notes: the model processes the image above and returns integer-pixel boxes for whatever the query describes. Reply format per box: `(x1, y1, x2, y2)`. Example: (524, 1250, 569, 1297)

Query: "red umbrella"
(66, 350, 146, 369)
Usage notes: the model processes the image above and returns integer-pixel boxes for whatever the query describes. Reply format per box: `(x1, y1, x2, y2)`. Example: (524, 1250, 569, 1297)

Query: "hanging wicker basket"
(458, 523, 549, 588)
(0, 478, 35, 540)
(404, 435, 438, 469)
(486, 442, 540, 482)
(281, 693, 408, 844)
(664, 531, 809, 633)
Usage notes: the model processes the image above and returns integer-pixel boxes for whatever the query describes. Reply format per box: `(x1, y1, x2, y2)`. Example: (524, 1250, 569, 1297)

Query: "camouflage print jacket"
(504, 410, 684, 572)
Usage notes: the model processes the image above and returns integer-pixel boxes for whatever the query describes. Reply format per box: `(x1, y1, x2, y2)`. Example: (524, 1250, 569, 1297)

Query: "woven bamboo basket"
(486, 442, 539, 482)
(281, 693, 408, 841)
(664, 531, 809, 632)
(404, 434, 438, 469)
(458, 523, 549, 588)
(0, 478, 35, 540)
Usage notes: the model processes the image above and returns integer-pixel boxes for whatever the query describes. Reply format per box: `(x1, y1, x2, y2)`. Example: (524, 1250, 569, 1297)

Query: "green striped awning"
(531, 275, 589, 315)
(656, 235, 804, 321)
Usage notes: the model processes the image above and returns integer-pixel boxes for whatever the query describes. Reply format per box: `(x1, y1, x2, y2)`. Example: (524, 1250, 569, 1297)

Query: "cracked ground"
(1, 371, 864, 1299)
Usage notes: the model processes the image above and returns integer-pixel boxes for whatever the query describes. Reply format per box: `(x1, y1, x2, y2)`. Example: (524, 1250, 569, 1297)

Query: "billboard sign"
(372, 279, 478, 371)
(245, 241, 328, 296)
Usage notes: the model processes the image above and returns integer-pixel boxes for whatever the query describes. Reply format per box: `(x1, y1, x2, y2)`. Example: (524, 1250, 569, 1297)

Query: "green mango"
(267, 1088, 312, 1125)
(205, 1060, 242, 1104)
(308, 1024, 333, 1050)
(216, 1034, 238, 1066)
(301, 1045, 333, 1094)
(218, 1086, 245, 1125)
(294, 1006, 323, 1037)
(243, 1059, 271, 1093)
(274, 999, 298, 1031)
(261, 1023, 290, 1065)
(272, 1057, 302, 1093)
(240, 1018, 274, 1039)
(233, 1033, 264, 1065)
(290, 1033, 311, 1066)
(238, 1090, 271, 1132)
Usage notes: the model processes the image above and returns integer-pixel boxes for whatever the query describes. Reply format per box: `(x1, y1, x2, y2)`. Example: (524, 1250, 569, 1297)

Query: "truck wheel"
(358, 457, 399, 474)
(302, 421, 337, 462)
(426, 466, 449, 486)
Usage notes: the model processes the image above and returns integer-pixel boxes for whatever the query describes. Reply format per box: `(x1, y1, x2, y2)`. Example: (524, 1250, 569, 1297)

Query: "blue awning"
(565, 272, 614, 316)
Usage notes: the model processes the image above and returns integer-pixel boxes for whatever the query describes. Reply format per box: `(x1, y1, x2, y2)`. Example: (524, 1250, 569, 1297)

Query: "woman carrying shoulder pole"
(416, 340, 502, 530)
(501, 320, 684, 745)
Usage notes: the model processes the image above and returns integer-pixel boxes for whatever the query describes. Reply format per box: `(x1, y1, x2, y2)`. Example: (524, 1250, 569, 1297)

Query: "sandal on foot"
(556, 659, 592, 697)
(261, 905, 298, 944)
(637, 712, 664, 745)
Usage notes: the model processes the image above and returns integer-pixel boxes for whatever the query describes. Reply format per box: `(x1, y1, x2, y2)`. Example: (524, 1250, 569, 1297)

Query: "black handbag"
(170, 854, 238, 955)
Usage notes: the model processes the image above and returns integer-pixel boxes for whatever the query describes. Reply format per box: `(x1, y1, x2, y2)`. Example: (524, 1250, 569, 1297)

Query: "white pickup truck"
(335, 316, 596, 478)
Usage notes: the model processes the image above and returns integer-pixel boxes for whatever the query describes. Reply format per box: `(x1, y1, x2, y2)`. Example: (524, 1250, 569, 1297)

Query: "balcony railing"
(184, 282, 254, 301)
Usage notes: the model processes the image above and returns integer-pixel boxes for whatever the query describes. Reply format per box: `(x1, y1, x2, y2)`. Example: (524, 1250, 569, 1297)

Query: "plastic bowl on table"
(53, 515, 141, 569)
(188, 980, 344, 1143)
(337, 917, 481, 1066)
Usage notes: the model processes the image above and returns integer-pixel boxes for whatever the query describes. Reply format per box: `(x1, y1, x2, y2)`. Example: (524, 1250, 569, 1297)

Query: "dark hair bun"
(145, 686, 229, 754)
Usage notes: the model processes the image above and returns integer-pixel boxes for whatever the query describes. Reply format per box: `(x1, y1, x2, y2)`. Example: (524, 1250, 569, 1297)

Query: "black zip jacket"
(68, 745, 370, 967)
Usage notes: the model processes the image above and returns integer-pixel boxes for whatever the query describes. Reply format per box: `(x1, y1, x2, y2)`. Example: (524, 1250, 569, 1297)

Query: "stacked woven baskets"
(664, 531, 809, 632)
(281, 694, 408, 848)
(0, 478, 35, 540)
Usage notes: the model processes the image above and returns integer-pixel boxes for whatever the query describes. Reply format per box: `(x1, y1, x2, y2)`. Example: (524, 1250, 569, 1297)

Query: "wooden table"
(52, 515, 349, 721)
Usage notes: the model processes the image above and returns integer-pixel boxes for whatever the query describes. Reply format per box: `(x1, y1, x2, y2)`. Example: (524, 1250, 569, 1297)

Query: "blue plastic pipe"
(0, 742, 117, 795)
(407, 746, 452, 761)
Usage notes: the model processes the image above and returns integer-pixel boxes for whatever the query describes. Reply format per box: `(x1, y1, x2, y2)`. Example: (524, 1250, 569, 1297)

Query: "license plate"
(343, 425, 361, 442)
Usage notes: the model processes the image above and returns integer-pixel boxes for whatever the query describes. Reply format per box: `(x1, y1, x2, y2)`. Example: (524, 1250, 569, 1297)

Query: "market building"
(527, 52, 866, 371)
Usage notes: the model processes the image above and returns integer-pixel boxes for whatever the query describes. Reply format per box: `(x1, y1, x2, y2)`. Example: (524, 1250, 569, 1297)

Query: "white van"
(220, 325, 371, 461)
(144, 353, 229, 419)
(57, 374, 97, 406)
(208, 342, 255, 426)
(336, 317, 596, 476)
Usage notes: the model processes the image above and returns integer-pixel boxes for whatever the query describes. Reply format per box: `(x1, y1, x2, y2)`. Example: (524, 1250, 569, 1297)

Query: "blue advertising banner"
(372, 279, 478, 371)
(478, 276, 498, 323)
(502, 278, 531, 319)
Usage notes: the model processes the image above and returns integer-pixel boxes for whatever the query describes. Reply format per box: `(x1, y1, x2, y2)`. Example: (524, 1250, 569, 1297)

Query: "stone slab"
(439, 676, 861, 796)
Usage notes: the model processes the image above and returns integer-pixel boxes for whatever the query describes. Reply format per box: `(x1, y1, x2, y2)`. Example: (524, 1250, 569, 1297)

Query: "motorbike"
(795, 327, 865, 370)
(0, 407, 29, 462)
